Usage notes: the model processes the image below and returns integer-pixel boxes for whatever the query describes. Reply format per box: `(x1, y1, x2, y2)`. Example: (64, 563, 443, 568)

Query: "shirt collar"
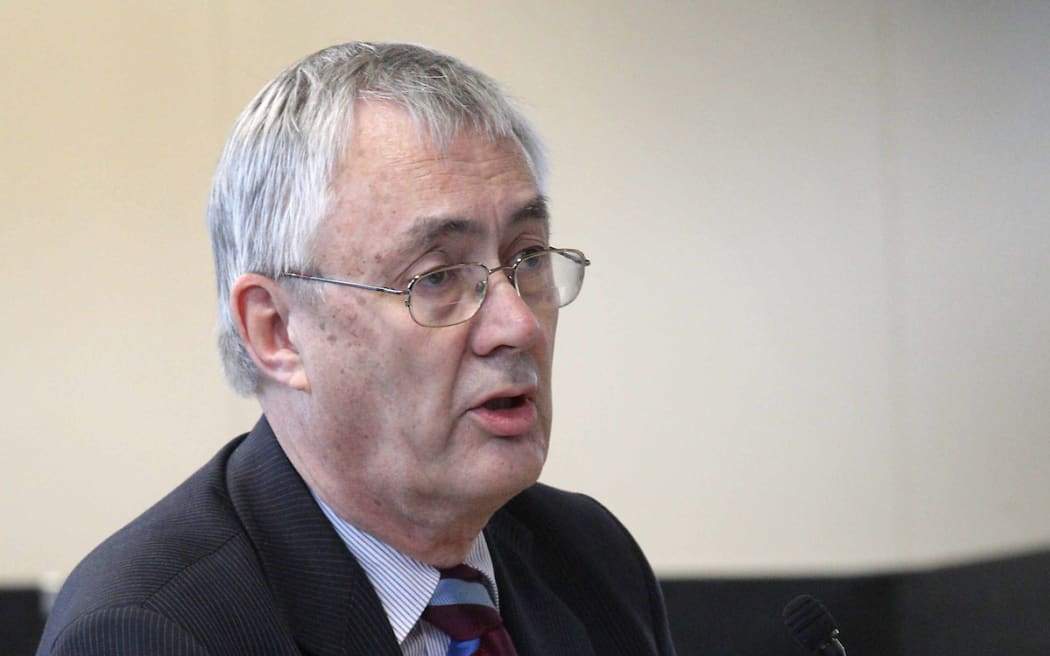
(312, 492, 497, 644)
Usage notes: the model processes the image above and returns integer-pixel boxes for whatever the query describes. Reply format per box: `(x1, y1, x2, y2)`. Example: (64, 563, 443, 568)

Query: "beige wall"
(3, 1, 1048, 584)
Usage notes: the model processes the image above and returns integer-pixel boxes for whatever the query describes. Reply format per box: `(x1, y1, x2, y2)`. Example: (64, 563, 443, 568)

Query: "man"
(38, 42, 677, 655)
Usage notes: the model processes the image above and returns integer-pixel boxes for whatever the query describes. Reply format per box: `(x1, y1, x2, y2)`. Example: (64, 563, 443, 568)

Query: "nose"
(469, 272, 546, 356)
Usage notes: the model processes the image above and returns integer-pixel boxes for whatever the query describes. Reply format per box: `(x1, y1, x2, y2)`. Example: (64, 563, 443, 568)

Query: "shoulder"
(39, 435, 274, 654)
(46, 606, 210, 656)
(57, 436, 246, 610)
(501, 483, 642, 559)
(502, 484, 652, 592)
(491, 484, 678, 655)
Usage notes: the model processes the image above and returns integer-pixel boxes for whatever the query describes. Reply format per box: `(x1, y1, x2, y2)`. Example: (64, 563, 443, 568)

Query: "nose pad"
(479, 265, 520, 307)
(482, 272, 517, 306)
(490, 264, 515, 285)
(473, 270, 540, 338)
(468, 260, 547, 354)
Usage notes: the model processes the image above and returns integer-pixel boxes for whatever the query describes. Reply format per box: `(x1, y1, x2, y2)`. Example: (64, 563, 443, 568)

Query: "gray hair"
(207, 42, 548, 395)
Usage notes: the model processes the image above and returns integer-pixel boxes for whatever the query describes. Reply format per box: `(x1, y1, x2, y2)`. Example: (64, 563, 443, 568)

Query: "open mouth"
(482, 395, 527, 411)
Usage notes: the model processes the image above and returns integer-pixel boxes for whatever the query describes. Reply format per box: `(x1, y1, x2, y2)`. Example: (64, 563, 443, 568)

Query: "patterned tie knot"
(423, 564, 518, 656)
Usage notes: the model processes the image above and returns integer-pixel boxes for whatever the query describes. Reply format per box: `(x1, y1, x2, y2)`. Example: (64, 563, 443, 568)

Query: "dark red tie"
(422, 564, 518, 656)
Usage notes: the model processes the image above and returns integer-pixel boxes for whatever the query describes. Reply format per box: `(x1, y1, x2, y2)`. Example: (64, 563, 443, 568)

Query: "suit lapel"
(226, 417, 401, 656)
(485, 501, 597, 656)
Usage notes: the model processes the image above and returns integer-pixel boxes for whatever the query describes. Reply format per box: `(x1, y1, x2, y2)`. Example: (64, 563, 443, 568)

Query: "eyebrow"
(512, 195, 550, 226)
(396, 194, 551, 256)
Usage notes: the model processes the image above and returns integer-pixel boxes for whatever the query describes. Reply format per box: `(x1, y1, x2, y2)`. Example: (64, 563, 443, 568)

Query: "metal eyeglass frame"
(279, 246, 590, 328)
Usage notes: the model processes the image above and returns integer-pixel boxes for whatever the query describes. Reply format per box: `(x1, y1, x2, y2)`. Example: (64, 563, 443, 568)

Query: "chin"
(508, 457, 547, 493)
(473, 450, 546, 504)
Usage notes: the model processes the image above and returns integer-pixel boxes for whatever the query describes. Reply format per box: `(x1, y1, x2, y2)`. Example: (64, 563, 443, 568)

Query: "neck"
(261, 398, 502, 568)
(313, 481, 497, 567)
(370, 514, 485, 568)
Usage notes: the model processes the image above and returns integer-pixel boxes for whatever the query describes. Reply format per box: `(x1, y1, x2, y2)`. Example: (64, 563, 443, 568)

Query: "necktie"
(422, 564, 518, 656)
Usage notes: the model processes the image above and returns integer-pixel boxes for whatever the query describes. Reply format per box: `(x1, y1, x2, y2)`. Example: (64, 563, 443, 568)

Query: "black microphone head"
(783, 594, 840, 653)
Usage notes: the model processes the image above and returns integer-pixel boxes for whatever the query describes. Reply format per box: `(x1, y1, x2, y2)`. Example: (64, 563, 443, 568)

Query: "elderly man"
(38, 42, 676, 655)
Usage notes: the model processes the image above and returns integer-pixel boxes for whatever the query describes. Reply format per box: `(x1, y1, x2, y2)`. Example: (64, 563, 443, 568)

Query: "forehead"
(312, 99, 550, 270)
(344, 103, 537, 217)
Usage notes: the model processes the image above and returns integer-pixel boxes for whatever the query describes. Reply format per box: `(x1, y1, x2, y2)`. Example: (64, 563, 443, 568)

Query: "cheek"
(309, 292, 368, 342)
(298, 302, 374, 389)
(321, 310, 468, 407)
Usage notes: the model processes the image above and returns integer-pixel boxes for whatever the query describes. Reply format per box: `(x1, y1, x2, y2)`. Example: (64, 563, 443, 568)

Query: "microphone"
(782, 594, 847, 655)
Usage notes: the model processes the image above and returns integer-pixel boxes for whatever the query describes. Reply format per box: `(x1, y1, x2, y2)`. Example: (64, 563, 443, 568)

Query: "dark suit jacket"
(38, 418, 677, 655)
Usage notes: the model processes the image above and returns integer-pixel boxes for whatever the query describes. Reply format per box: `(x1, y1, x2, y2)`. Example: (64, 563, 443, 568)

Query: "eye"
(515, 246, 549, 270)
(417, 267, 452, 289)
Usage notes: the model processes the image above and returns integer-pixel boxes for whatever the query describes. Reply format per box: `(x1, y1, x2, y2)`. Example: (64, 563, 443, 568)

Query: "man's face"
(286, 102, 556, 534)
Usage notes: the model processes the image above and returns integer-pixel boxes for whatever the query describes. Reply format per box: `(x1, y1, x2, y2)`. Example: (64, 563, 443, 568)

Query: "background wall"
(2, 1, 1048, 585)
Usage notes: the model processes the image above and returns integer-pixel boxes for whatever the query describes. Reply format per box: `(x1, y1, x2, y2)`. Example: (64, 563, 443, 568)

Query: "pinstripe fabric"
(315, 495, 498, 656)
(37, 417, 678, 656)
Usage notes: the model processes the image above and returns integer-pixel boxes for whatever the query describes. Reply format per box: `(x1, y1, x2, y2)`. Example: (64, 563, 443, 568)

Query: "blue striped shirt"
(313, 493, 498, 656)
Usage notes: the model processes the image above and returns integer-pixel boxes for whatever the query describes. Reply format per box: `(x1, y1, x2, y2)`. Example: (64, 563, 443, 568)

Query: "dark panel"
(661, 575, 899, 655)
(0, 588, 45, 656)
(660, 549, 1050, 656)
(896, 550, 1050, 655)
(10, 549, 1050, 655)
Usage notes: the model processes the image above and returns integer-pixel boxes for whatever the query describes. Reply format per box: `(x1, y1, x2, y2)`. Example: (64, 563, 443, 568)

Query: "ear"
(229, 273, 310, 392)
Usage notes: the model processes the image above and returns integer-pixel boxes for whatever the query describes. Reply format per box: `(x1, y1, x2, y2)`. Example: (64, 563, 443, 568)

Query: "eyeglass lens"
(409, 249, 586, 327)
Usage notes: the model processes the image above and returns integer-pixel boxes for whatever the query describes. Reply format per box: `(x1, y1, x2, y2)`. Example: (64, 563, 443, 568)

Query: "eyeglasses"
(280, 247, 590, 328)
